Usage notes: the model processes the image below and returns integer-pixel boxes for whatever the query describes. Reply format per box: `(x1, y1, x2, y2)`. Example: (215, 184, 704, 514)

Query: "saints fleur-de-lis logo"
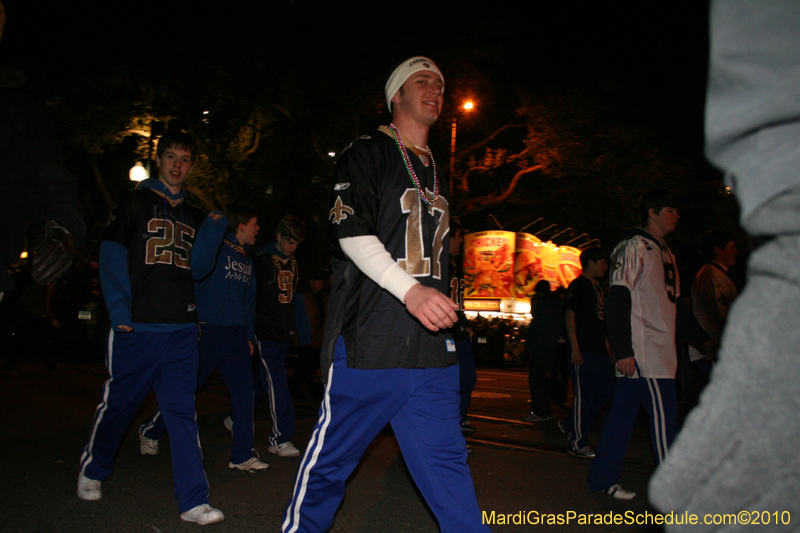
(329, 196, 354, 225)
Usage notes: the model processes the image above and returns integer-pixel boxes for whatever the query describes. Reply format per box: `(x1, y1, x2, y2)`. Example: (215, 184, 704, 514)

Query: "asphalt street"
(1, 359, 667, 532)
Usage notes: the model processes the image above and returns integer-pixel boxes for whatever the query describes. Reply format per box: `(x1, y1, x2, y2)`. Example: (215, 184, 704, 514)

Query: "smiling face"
(392, 70, 444, 127)
(155, 146, 194, 194)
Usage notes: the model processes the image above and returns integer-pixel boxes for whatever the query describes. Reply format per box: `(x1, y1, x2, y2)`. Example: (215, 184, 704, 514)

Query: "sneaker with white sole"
(77, 474, 102, 501)
(139, 432, 158, 455)
(223, 416, 233, 433)
(603, 484, 636, 500)
(567, 445, 596, 458)
(268, 441, 301, 457)
(180, 504, 225, 525)
(229, 456, 269, 472)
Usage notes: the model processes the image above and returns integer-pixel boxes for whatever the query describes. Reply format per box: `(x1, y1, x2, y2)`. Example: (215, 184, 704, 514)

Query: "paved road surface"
(1, 361, 667, 532)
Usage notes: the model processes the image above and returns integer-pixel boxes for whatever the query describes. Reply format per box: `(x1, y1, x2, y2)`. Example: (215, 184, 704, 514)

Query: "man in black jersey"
(77, 131, 227, 525)
(558, 246, 613, 459)
(253, 215, 306, 458)
(282, 56, 489, 533)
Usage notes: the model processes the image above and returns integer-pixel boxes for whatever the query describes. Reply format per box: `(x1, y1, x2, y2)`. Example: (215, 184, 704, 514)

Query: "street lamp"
(129, 161, 147, 182)
(450, 101, 475, 198)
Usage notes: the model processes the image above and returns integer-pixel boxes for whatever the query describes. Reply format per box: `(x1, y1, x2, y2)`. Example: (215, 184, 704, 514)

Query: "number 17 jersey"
(324, 128, 454, 371)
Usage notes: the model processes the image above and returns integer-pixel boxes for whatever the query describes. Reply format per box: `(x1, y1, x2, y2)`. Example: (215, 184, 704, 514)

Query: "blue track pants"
(255, 339, 295, 447)
(587, 373, 677, 492)
(563, 351, 614, 451)
(79, 327, 209, 512)
(281, 336, 490, 533)
(140, 324, 256, 463)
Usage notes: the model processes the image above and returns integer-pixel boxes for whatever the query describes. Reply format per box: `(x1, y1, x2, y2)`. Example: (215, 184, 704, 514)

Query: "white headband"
(384, 56, 444, 113)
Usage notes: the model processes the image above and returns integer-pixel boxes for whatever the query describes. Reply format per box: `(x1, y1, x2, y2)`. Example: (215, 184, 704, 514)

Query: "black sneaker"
(461, 421, 477, 434)
(522, 412, 551, 422)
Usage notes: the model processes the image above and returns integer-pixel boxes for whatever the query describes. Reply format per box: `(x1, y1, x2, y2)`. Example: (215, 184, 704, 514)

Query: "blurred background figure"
(522, 280, 564, 423)
(685, 229, 738, 406)
(0, 0, 86, 302)
(651, 1, 800, 525)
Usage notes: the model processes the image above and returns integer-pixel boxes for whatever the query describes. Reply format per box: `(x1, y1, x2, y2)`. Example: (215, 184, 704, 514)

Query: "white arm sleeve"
(339, 235, 419, 303)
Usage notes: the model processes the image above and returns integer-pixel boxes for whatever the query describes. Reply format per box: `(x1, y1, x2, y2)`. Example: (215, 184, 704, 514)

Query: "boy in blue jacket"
(139, 204, 268, 473)
(77, 132, 227, 525)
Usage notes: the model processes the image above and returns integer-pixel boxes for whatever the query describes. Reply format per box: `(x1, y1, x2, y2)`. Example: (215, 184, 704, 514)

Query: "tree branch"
(462, 164, 543, 210)
(456, 122, 526, 159)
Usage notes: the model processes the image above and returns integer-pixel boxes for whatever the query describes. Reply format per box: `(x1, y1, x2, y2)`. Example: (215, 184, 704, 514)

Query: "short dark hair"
(637, 188, 678, 227)
(276, 215, 306, 242)
(699, 229, 734, 261)
(156, 131, 198, 165)
(579, 246, 607, 269)
(226, 203, 259, 234)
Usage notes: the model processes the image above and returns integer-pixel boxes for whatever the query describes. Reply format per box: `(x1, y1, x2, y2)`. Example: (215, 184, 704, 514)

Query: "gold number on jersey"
(450, 277, 465, 309)
(277, 270, 294, 303)
(398, 189, 448, 279)
(145, 219, 194, 269)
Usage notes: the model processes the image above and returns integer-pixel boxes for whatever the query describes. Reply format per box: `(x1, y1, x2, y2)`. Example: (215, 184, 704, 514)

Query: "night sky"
(3, 0, 728, 280)
(4, 0, 711, 156)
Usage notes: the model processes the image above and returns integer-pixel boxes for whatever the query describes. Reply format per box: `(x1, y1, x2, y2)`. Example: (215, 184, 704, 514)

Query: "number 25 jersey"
(102, 187, 204, 324)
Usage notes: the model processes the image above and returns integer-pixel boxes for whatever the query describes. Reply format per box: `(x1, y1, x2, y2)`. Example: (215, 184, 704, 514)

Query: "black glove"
(31, 220, 76, 285)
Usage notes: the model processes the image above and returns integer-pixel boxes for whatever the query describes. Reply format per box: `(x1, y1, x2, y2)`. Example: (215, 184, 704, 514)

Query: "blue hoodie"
(195, 231, 257, 340)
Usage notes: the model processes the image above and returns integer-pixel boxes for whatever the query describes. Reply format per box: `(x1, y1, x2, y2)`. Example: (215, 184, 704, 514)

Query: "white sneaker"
(568, 446, 596, 459)
(77, 474, 102, 501)
(223, 416, 233, 433)
(180, 504, 225, 525)
(604, 484, 637, 500)
(139, 432, 158, 455)
(229, 456, 269, 472)
(268, 441, 301, 457)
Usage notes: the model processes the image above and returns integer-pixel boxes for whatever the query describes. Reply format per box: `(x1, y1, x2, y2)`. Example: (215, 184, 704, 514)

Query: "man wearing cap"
(281, 57, 489, 533)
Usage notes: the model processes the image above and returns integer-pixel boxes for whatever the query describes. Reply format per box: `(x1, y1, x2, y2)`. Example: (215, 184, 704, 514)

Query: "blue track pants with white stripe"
(140, 324, 256, 464)
(255, 339, 295, 447)
(563, 351, 614, 451)
(587, 374, 677, 492)
(79, 327, 209, 512)
(282, 336, 490, 533)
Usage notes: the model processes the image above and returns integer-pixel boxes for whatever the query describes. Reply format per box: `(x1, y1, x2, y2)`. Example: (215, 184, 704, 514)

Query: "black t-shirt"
(564, 275, 608, 353)
(323, 128, 455, 370)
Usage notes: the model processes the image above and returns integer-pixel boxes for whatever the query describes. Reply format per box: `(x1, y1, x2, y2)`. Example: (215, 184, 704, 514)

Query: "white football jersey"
(610, 230, 679, 379)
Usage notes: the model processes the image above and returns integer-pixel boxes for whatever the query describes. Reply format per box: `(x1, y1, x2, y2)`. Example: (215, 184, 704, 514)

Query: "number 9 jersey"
(102, 187, 204, 324)
(323, 128, 454, 374)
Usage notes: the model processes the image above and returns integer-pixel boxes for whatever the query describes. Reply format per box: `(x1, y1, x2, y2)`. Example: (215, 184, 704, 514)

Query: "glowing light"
(463, 102, 474, 111)
(20, 251, 28, 259)
(129, 161, 147, 182)
(328, 152, 336, 158)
